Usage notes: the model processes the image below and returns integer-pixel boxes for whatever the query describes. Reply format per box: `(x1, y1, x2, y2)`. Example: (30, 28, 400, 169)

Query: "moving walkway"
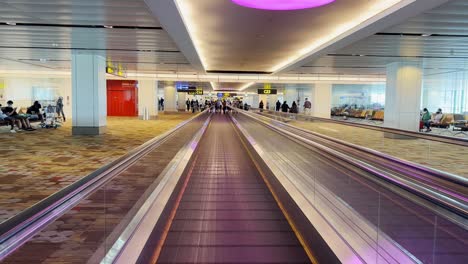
(1, 109, 466, 263)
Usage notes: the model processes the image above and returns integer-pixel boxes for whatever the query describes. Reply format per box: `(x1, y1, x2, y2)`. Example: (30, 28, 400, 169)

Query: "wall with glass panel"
(422, 71, 468, 115)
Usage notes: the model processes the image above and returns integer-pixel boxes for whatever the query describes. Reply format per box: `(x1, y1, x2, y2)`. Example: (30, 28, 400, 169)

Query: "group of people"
(184, 98, 231, 114)
(0, 97, 66, 133)
(259, 98, 313, 114)
(0, 100, 37, 132)
(421, 108, 444, 132)
(185, 98, 204, 113)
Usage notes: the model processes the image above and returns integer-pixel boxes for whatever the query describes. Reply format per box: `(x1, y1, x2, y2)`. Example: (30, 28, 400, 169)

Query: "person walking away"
(290, 101, 299, 114)
(186, 99, 190, 111)
(160, 98, 165, 111)
(259, 100, 264, 112)
(56, 96, 66, 122)
(303, 98, 312, 115)
(276, 100, 281, 111)
(222, 100, 227, 114)
(191, 99, 196, 113)
(281, 101, 289, 113)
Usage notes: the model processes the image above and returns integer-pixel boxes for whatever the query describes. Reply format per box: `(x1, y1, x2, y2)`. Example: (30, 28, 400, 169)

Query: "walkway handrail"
(0, 111, 208, 261)
(231, 107, 468, 219)
(254, 109, 467, 187)
(255, 108, 468, 147)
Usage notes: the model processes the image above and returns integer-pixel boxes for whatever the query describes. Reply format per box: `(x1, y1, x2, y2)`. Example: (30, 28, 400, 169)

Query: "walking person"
(259, 100, 264, 112)
(281, 101, 289, 113)
(186, 99, 190, 111)
(275, 100, 281, 111)
(303, 98, 312, 115)
(56, 96, 66, 122)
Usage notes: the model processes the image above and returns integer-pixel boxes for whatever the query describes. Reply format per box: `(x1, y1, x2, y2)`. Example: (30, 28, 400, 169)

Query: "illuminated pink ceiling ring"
(231, 0, 335, 10)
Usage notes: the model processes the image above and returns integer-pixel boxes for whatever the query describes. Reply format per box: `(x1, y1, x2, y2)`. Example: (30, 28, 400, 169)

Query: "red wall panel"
(107, 80, 138, 116)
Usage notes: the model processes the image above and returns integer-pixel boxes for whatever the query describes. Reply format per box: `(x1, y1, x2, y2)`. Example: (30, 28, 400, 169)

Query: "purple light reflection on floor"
(232, 0, 335, 10)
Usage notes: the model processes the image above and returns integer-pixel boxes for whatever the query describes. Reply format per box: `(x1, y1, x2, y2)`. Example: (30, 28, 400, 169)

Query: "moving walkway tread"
(148, 114, 311, 263)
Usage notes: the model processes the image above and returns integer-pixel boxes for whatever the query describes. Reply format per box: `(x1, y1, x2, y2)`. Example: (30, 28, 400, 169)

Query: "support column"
(164, 83, 177, 112)
(385, 62, 422, 132)
(268, 95, 278, 111)
(178, 92, 187, 111)
(138, 80, 158, 119)
(72, 52, 106, 135)
(310, 83, 332, 118)
(284, 86, 298, 105)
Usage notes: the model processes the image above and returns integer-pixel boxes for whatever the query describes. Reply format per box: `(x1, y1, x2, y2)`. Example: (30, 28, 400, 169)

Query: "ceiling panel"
(0, 0, 160, 26)
(0, 0, 198, 73)
(293, 0, 468, 76)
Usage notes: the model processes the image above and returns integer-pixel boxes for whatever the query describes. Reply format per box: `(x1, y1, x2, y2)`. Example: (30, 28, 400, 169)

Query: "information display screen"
(258, 89, 277, 94)
(217, 93, 237, 97)
(188, 87, 203, 95)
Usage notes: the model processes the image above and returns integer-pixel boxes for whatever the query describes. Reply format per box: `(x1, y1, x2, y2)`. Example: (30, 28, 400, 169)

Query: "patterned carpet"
(0, 113, 193, 223)
(3, 117, 205, 264)
(288, 120, 467, 178)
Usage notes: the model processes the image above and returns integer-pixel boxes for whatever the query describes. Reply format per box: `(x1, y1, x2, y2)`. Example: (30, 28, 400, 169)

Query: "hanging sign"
(258, 89, 277, 94)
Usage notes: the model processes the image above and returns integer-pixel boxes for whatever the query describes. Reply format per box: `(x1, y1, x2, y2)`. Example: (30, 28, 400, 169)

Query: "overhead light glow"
(174, 0, 209, 70)
(239, 82, 255, 91)
(271, 0, 408, 72)
(231, 0, 335, 10)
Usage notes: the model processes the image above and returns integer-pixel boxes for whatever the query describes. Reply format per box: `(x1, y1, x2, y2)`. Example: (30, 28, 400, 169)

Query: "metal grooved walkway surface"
(156, 114, 310, 263)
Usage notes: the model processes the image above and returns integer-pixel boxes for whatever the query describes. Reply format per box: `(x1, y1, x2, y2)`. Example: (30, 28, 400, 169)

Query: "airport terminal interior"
(0, 0, 467, 263)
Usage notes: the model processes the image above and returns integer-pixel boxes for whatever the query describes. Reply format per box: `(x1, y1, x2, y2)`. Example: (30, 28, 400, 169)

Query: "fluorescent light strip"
(271, 0, 410, 72)
(174, 0, 209, 70)
(239, 82, 255, 91)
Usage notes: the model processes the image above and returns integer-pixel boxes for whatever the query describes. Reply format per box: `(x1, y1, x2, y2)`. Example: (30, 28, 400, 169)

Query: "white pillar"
(310, 84, 332, 118)
(138, 80, 158, 119)
(268, 95, 278, 110)
(385, 62, 422, 132)
(164, 84, 177, 112)
(178, 92, 187, 111)
(284, 86, 297, 105)
(71, 52, 106, 135)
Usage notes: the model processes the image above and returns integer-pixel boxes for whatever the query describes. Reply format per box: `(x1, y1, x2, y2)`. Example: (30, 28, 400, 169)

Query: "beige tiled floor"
(288, 119, 467, 178)
(0, 113, 193, 223)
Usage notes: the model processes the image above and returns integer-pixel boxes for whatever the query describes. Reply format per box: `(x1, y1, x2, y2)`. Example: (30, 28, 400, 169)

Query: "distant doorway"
(107, 80, 138, 116)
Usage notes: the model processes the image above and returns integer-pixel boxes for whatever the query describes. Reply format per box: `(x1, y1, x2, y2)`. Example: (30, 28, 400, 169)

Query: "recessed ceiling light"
(6, 22, 16, 25)
(39, 58, 48, 62)
(51, 43, 59, 47)
(103, 25, 113, 28)
(421, 33, 431, 37)
(231, 0, 335, 10)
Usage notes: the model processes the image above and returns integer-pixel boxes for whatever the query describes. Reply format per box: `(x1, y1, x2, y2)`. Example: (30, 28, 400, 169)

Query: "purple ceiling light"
(231, 0, 335, 10)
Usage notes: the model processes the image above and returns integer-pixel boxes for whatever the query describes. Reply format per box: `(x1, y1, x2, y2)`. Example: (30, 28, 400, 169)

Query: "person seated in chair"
(425, 108, 444, 132)
(27, 101, 44, 123)
(0, 104, 17, 133)
(3, 100, 35, 131)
